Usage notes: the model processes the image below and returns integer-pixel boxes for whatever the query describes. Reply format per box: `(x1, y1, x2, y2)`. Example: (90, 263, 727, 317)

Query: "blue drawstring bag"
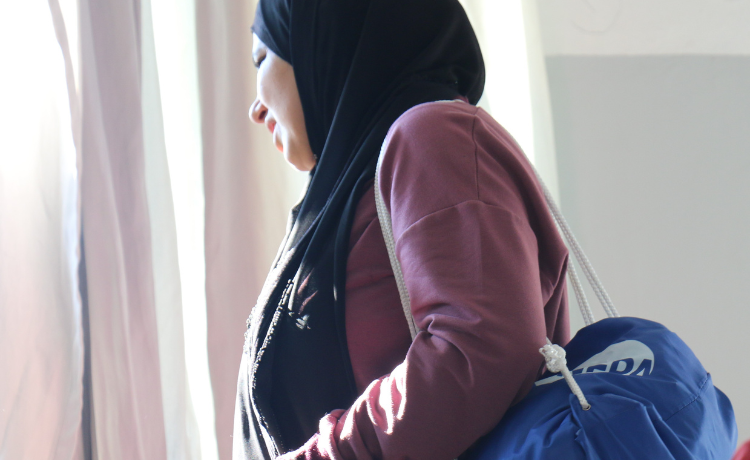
(460, 177, 737, 459)
(459, 178, 738, 459)
(465, 316, 737, 460)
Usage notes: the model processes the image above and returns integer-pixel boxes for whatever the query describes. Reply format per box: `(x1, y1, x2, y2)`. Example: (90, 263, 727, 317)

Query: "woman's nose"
(249, 98, 268, 124)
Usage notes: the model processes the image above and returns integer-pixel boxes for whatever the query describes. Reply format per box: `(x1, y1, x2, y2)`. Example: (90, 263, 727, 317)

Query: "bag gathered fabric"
(464, 316, 737, 459)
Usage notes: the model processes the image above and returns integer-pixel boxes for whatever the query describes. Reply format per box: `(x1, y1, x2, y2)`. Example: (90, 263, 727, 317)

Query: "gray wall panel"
(547, 55, 750, 444)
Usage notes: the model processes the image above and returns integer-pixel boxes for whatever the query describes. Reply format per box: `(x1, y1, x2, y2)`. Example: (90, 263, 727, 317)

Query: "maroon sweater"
(278, 100, 570, 460)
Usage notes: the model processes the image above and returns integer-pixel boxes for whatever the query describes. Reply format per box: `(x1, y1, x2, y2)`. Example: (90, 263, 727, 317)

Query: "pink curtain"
(79, 0, 167, 456)
(2, 0, 309, 458)
(0, 1, 83, 458)
(79, 0, 202, 457)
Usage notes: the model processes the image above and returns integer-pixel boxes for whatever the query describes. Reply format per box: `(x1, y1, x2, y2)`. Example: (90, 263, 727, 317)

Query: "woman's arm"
(278, 101, 567, 460)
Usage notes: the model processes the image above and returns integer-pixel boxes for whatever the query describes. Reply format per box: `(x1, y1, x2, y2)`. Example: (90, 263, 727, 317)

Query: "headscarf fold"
(243, 0, 485, 454)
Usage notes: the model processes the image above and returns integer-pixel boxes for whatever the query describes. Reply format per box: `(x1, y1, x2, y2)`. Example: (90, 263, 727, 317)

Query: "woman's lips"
(266, 120, 277, 135)
(268, 121, 284, 152)
(266, 120, 283, 152)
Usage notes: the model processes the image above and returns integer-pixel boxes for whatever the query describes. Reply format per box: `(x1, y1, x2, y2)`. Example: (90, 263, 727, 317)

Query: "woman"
(234, 0, 570, 458)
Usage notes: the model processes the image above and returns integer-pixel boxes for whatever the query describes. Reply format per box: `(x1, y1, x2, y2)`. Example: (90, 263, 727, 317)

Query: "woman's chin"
(288, 158, 314, 172)
(283, 148, 316, 172)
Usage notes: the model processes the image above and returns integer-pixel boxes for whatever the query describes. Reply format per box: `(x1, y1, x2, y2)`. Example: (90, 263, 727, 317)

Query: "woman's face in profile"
(250, 34, 316, 171)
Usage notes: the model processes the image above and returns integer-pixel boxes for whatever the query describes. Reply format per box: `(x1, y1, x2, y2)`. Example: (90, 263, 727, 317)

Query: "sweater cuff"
(277, 410, 346, 460)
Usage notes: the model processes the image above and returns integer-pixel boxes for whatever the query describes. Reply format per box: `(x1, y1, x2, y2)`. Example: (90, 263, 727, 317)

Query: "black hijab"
(242, 0, 484, 455)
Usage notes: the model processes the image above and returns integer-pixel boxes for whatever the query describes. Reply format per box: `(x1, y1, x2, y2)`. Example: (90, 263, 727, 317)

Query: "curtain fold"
(195, 3, 261, 457)
(80, 0, 167, 456)
(141, 0, 203, 457)
(147, 0, 218, 456)
(0, 2, 83, 458)
(79, 0, 203, 457)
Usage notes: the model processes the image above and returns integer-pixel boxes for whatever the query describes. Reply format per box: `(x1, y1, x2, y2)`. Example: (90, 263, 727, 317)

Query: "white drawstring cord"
(567, 262, 596, 326)
(532, 169, 620, 319)
(540, 339, 591, 411)
(375, 142, 419, 340)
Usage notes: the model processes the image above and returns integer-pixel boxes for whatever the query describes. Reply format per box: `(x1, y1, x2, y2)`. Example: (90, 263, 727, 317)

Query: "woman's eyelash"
(253, 55, 266, 69)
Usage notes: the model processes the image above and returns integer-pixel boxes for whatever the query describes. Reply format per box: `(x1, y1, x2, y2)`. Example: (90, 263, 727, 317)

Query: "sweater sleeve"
(278, 101, 559, 460)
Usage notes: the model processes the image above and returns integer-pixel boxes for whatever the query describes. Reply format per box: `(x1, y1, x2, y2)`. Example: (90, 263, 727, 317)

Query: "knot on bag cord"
(540, 341, 568, 373)
(539, 338, 592, 411)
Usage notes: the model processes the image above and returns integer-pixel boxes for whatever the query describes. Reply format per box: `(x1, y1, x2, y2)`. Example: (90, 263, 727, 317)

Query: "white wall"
(539, 0, 750, 445)
(538, 0, 750, 56)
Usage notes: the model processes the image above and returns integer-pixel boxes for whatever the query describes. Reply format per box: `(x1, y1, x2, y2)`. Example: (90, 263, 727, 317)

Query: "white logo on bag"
(535, 340, 655, 386)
